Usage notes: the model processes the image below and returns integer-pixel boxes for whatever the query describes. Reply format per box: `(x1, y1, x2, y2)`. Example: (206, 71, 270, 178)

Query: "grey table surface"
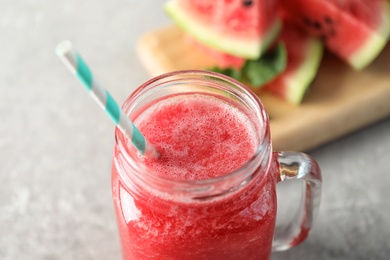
(1, 1, 390, 259)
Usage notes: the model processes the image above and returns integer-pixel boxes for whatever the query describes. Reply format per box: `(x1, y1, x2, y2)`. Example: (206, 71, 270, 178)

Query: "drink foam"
(135, 94, 258, 180)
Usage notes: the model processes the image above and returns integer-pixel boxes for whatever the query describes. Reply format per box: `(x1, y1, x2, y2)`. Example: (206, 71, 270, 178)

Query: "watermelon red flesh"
(165, 0, 282, 59)
(263, 23, 323, 104)
(187, 36, 245, 69)
(280, 0, 390, 70)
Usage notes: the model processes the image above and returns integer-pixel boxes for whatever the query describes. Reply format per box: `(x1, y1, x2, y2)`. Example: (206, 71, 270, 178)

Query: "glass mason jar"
(111, 70, 322, 260)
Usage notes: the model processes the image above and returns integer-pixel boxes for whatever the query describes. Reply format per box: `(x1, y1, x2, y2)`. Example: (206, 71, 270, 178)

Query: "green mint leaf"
(208, 43, 287, 88)
(209, 66, 242, 81)
(243, 43, 287, 87)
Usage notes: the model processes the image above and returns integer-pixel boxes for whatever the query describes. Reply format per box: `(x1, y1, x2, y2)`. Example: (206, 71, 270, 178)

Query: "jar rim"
(114, 70, 272, 199)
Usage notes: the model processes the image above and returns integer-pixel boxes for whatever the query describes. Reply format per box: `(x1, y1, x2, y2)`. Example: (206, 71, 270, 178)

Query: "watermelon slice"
(187, 36, 246, 69)
(164, 0, 282, 59)
(280, 0, 390, 70)
(263, 23, 323, 104)
(187, 20, 322, 104)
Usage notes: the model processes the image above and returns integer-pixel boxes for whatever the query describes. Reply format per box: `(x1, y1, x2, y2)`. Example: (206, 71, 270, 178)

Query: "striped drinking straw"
(55, 41, 159, 159)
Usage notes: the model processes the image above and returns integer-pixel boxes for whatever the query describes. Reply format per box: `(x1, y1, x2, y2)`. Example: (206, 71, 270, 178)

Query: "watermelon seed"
(324, 16, 333, 24)
(312, 21, 322, 30)
(303, 17, 324, 33)
(303, 17, 312, 26)
(242, 0, 253, 7)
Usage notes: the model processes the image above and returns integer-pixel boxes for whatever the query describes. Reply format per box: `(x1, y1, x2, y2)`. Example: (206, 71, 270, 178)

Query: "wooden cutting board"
(137, 25, 390, 152)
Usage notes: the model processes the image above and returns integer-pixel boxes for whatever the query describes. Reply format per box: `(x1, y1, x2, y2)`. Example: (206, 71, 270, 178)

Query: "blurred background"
(0, 0, 389, 259)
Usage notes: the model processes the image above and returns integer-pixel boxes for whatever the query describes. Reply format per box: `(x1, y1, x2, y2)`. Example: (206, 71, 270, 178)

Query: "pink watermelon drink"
(111, 71, 322, 260)
(112, 93, 277, 259)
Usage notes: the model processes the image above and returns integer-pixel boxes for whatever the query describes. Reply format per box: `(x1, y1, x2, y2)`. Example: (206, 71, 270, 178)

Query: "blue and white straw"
(55, 41, 159, 159)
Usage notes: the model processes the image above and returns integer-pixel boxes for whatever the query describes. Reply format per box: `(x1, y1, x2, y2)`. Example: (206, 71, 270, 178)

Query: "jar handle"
(272, 151, 322, 251)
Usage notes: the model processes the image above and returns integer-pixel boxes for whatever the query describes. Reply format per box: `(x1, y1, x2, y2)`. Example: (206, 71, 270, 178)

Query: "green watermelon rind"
(164, 0, 282, 59)
(348, 2, 390, 70)
(286, 39, 323, 104)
